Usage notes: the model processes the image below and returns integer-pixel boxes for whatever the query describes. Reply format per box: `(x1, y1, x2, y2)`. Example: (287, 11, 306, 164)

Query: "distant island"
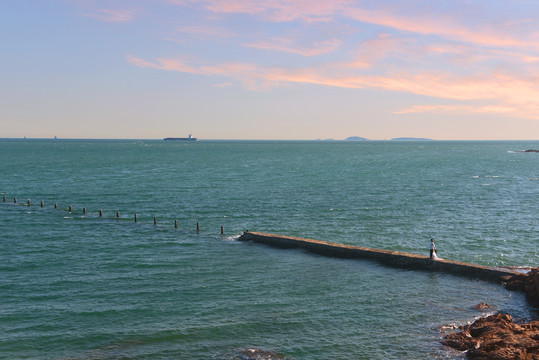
(391, 137, 432, 141)
(345, 136, 369, 141)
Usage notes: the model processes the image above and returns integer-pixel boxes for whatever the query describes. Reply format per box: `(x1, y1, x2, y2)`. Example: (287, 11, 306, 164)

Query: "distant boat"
(164, 134, 197, 141)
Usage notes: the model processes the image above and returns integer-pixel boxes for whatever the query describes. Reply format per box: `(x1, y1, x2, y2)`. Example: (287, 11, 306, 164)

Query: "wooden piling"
(14, 197, 17, 204)
(41, 201, 44, 208)
(27, 199, 31, 206)
(99, 209, 103, 217)
(135, 213, 138, 223)
(197, 222, 200, 232)
(175, 219, 178, 229)
(55, 203, 58, 209)
(154, 216, 157, 225)
(83, 207, 86, 214)
(116, 211, 120, 218)
(3, 195, 6, 202)
(221, 226, 224, 234)
(69, 205, 73, 212)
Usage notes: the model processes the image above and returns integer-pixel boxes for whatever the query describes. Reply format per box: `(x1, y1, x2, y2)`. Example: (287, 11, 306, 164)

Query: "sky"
(2, 0, 539, 140)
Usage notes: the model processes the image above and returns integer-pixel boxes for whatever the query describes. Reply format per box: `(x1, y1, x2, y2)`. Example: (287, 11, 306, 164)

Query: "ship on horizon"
(163, 134, 197, 141)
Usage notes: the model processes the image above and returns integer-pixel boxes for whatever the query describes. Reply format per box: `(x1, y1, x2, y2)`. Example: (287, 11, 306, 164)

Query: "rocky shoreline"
(442, 268, 539, 359)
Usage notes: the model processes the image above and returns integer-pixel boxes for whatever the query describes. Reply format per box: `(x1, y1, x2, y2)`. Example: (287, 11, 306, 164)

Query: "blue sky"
(2, 0, 539, 140)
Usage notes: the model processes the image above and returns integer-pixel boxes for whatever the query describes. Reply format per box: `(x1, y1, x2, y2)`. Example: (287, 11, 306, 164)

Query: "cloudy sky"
(2, 0, 539, 140)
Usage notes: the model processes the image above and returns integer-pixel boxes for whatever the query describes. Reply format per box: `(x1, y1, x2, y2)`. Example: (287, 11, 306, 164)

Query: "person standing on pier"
(430, 239, 436, 259)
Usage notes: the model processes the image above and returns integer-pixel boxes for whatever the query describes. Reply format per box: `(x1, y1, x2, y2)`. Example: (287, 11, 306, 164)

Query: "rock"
(442, 314, 539, 359)
(503, 268, 539, 307)
(439, 323, 459, 330)
(474, 302, 493, 310)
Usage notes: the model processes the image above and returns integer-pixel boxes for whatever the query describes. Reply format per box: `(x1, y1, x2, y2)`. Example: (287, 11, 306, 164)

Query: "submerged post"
(99, 209, 103, 217)
(3, 195, 5, 202)
(221, 226, 224, 234)
(197, 222, 200, 232)
(41, 201, 44, 208)
(14, 197, 17, 204)
(154, 216, 157, 225)
(69, 205, 73, 212)
(116, 211, 120, 218)
(55, 203, 58, 209)
(135, 213, 138, 223)
(83, 207, 86, 214)
(27, 199, 31, 206)
(175, 219, 178, 229)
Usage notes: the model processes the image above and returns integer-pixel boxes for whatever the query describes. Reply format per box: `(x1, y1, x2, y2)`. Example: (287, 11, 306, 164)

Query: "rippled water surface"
(1, 139, 537, 359)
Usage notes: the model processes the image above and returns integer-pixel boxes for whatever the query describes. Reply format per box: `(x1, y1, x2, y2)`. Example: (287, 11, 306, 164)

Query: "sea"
(1, 139, 537, 360)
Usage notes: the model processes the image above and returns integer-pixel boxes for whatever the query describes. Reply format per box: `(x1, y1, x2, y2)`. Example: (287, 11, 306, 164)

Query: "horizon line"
(1, 137, 539, 142)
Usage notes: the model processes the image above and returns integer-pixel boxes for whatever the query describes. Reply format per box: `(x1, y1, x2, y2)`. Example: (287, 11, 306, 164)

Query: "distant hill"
(345, 136, 369, 141)
(391, 137, 432, 141)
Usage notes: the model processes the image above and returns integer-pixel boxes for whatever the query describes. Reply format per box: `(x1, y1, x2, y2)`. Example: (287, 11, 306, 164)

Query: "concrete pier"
(238, 231, 520, 283)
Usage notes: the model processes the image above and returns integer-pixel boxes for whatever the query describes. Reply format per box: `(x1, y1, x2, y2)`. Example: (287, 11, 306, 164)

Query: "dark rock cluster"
(443, 268, 539, 359)
(503, 268, 539, 307)
(443, 313, 539, 359)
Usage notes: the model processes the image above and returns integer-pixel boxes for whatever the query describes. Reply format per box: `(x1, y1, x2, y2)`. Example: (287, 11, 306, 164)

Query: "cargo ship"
(163, 134, 197, 141)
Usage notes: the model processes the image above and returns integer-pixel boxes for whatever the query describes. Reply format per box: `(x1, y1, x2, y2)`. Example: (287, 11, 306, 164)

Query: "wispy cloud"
(174, 0, 350, 22)
(129, 1, 539, 121)
(127, 52, 539, 119)
(85, 8, 136, 23)
(343, 7, 536, 49)
(177, 25, 236, 38)
(172, 0, 537, 50)
(244, 37, 341, 56)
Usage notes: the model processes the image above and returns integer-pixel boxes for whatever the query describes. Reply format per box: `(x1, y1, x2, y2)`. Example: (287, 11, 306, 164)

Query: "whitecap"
(224, 234, 241, 242)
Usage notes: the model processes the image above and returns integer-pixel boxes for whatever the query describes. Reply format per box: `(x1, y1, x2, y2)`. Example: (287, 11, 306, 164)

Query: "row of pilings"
(2, 194, 226, 235)
(3, 194, 530, 285)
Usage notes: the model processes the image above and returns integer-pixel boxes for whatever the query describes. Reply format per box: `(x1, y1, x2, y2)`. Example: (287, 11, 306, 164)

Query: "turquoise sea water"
(1, 139, 537, 359)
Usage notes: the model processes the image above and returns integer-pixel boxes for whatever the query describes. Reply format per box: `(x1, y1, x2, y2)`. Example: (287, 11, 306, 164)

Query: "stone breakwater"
(238, 231, 521, 283)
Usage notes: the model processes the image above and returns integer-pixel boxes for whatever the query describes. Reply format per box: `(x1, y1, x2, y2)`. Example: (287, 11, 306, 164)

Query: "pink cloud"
(173, 0, 537, 51)
(344, 7, 537, 50)
(126, 55, 199, 74)
(130, 2, 539, 120)
(177, 25, 235, 38)
(127, 53, 539, 119)
(85, 8, 136, 23)
(171, 0, 350, 22)
(244, 37, 341, 56)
